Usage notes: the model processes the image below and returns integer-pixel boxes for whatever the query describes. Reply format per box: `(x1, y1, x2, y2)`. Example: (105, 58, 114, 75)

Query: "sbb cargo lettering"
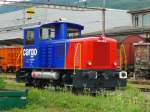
(23, 48, 38, 57)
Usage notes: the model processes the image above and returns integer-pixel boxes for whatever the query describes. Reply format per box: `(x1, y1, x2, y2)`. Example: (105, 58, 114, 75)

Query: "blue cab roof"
(41, 22, 84, 30)
(24, 22, 84, 30)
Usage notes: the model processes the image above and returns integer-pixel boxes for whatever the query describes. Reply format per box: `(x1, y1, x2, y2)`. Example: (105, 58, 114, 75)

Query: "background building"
(0, 3, 131, 44)
(129, 8, 150, 28)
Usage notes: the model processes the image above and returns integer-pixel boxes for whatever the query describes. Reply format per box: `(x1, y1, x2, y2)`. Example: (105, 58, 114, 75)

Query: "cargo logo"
(23, 48, 38, 58)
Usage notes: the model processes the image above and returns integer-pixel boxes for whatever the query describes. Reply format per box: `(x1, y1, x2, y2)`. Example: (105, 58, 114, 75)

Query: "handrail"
(16, 48, 23, 68)
(20, 49, 23, 68)
(120, 44, 127, 71)
(73, 43, 82, 74)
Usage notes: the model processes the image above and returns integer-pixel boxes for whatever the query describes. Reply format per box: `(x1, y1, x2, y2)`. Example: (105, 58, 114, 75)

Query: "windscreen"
(40, 27, 55, 40)
(26, 29, 34, 45)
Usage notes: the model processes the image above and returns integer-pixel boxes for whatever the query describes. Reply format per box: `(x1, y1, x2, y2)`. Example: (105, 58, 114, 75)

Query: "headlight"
(119, 71, 127, 79)
(87, 61, 92, 66)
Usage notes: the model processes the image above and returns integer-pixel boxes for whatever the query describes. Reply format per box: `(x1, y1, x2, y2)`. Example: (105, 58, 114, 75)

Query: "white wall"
(0, 6, 132, 40)
(0, 30, 22, 40)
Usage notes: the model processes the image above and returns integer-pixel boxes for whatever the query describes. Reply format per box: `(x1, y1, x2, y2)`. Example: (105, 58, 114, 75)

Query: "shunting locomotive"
(16, 21, 127, 91)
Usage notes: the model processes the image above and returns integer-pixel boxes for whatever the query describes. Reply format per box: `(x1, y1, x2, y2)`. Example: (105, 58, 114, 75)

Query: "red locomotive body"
(66, 36, 118, 70)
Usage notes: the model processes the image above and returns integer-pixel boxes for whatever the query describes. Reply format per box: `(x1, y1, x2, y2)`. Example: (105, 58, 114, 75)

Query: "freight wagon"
(0, 46, 22, 72)
(134, 43, 150, 78)
(118, 35, 145, 73)
(16, 21, 127, 92)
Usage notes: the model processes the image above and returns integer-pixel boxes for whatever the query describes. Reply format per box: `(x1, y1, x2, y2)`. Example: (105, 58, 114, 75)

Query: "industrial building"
(0, 1, 131, 44)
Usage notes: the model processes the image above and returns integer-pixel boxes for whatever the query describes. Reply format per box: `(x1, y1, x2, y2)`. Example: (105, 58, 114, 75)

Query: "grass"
(7, 85, 150, 112)
(0, 76, 6, 89)
(1, 74, 150, 112)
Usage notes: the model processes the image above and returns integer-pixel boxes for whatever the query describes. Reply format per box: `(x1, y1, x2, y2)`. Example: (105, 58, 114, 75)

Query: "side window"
(143, 14, 149, 27)
(26, 30, 34, 45)
(67, 28, 80, 39)
(40, 27, 55, 40)
(133, 15, 139, 27)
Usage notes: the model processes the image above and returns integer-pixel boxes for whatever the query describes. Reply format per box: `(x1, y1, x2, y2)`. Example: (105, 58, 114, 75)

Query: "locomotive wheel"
(25, 82, 33, 87)
(33, 79, 49, 89)
(25, 72, 33, 87)
(72, 87, 84, 95)
(6, 67, 14, 73)
(0, 67, 3, 73)
(90, 88, 97, 96)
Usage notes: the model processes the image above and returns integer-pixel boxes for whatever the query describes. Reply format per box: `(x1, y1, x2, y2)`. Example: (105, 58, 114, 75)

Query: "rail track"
(1, 74, 150, 93)
(128, 79, 150, 92)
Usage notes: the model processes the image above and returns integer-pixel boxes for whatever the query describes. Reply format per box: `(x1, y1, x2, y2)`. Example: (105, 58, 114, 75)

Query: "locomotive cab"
(23, 22, 84, 68)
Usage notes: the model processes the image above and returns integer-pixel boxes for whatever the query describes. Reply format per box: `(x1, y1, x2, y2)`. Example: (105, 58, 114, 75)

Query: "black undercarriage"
(16, 69, 127, 93)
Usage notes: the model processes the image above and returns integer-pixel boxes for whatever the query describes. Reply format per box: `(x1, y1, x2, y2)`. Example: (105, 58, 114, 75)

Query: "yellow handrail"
(120, 44, 127, 71)
(16, 48, 23, 68)
(120, 45, 122, 69)
(20, 49, 23, 68)
(73, 43, 82, 74)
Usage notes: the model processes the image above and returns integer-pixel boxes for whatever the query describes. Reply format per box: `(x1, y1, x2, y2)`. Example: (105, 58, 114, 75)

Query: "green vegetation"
(105, 0, 150, 10)
(0, 77, 5, 89)
(2, 0, 150, 14)
(1, 74, 150, 112)
(79, 0, 150, 10)
(41, 0, 150, 10)
(6, 85, 150, 112)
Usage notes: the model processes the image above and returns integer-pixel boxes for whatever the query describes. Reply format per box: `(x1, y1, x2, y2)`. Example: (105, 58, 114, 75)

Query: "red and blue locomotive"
(17, 21, 127, 91)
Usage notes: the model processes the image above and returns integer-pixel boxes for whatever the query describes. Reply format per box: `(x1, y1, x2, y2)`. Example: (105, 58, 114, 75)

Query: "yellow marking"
(73, 43, 82, 74)
(120, 44, 127, 71)
(21, 49, 23, 68)
(16, 48, 23, 68)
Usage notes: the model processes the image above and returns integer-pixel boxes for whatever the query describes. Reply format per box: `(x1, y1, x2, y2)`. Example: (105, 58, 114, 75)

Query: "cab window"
(40, 27, 55, 40)
(67, 28, 80, 39)
(26, 30, 34, 45)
